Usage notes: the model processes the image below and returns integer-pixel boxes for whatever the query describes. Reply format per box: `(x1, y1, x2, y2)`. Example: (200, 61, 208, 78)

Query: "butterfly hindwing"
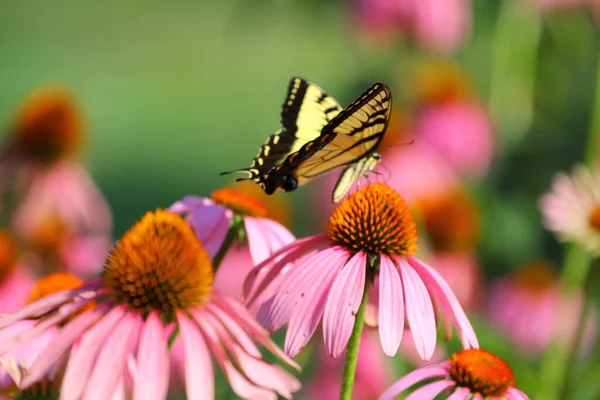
(332, 152, 382, 203)
(220, 78, 342, 181)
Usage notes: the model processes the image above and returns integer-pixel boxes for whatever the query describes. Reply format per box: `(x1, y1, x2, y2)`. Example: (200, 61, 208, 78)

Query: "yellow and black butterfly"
(221, 78, 392, 202)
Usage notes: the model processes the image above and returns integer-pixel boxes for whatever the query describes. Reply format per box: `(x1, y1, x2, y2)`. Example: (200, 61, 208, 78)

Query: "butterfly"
(221, 78, 392, 202)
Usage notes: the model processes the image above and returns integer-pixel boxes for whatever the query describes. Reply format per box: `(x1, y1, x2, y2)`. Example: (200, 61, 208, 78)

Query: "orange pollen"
(103, 209, 214, 320)
(449, 349, 515, 397)
(420, 191, 480, 253)
(588, 204, 600, 233)
(326, 183, 418, 258)
(514, 261, 557, 294)
(211, 188, 268, 218)
(11, 86, 82, 163)
(25, 272, 85, 305)
(0, 230, 18, 283)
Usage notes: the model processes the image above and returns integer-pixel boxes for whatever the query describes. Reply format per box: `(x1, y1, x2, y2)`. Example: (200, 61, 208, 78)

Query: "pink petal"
(406, 380, 456, 400)
(506, 388, 530, 400)
(407, 256, 479, 348)
(397, 257, 437, 361)
(285, 248, 349, 357)
(446, 386, 471, 400)
(323, 251, 367, 357)
(211, 294, 299, 370)
(258, 247, 348, 332)
(378, 363, 450, 400)
(20, 306, 103, 388)
(244, 235, 328, 306)
(61, 306, 127, 400)
(176, 312, 214, 400)
(194, 309, 276, 400)
(191, 204, 231, 258)
(203, 309, 300, 398)
(134, 312, 169, 400)
(378, 255, 404, 357)
(244, 216, 295, 265)
(82, 312, 141, 400)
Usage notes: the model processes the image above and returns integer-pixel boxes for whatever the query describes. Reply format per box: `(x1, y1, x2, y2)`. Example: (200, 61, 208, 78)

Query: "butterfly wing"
(220, 78, 342, 181)
(266, 82, 392, 189)
(332, 153, 382, 203)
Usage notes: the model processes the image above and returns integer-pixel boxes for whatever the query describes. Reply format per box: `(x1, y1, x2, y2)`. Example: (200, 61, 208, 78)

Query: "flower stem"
(212, 216, 242, 270)
(339, 283, 369, 400)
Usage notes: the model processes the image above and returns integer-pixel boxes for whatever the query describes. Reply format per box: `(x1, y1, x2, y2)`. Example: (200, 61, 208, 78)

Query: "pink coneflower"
(379, 348, 530, 400)
(170, 186, 294, 265)
(355, 0, 472, 53)
(0, 210, 300, 399)
(486, 261, 595, 357)
(0, 272, 85, 398)
(0, 230, 35, 314)
(539, 165, 600, 255)
(245, 183, 477, 359)
(0, 86, 112, 276)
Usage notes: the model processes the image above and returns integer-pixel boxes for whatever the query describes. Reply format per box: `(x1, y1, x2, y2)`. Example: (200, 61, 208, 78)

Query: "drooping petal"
(61, 306, 127, 400)
(134, 312, 169, 400)
(446, 386, 471, 400)
(505, 387, 531, 400)
(396, 257, 436, 361)
(378, 255, 404, 357)
(211, 294, 299, 370)
(407, 256, 479, 348)
(202, 309, 300, 399)
(405, 380, 456, 400)
(322, 251, 367, 357)
(176, 311, 213, 400)
(378, 363, 450, 400)
(190, 204, 231, 258)
(194, 309, 276, 400)
(285, 248, 349, 357)
(20, 305, 104, 388)
(258, 247, 348, 332)
(82, 312, 141, 400)
(244, 216, 295, 265)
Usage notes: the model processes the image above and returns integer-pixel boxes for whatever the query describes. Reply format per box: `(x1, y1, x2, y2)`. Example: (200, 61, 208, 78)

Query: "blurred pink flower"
(0, 230, 35, 314)
(426, 252, 482, 312)
(245, 183, 477, 359)
(170, 189, 295, 264)
(355, 0, 471, 53)
(539, 164, 600, 255)
(302, 329, 394, 400)
(416, 101, 494, 179)
(486, 261, 595, 357)
(0, 210, 300, 400)
(380, 348, 529, 400)
(213, 245, 254, 300)
(0, 87, 112, 276)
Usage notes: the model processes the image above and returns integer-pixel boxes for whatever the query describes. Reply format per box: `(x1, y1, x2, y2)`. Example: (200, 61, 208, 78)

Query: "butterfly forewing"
(220, 77, 342, 181)
(291, 83, 392, 181)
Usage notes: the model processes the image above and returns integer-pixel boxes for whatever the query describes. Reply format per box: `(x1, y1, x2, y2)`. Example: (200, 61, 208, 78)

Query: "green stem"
(167, 326, 180, 349)
(339, 283, 369, 400)
(212, 216, 242, 270)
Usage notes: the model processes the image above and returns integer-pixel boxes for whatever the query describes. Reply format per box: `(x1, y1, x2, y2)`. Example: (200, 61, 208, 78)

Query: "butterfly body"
(221, 78, 392, 202)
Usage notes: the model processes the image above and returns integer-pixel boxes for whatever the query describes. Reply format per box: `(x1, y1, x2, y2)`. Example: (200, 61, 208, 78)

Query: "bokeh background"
(2, 0, 600, 399)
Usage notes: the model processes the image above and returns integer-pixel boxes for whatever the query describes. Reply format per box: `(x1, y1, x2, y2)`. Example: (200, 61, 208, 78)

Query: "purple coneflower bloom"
(379, 348, 530, 400)
(245, 183, 477, 359)
(0, 210, 300, 400)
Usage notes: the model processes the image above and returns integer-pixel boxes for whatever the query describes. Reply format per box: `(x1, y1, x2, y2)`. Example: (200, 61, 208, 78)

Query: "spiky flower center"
(514, 261, 556, 294)
(25, 272, 85, 305)
(0, 230, 18, 283)
(588, 204, 600, 233)
(211, 188, 268, 218)
(449, 349, 515, 397)
(104, 209, 213, 319)
(420, 190, 479, 253)
(327, 183, 418, 257)
(12, 87, 82, 163)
